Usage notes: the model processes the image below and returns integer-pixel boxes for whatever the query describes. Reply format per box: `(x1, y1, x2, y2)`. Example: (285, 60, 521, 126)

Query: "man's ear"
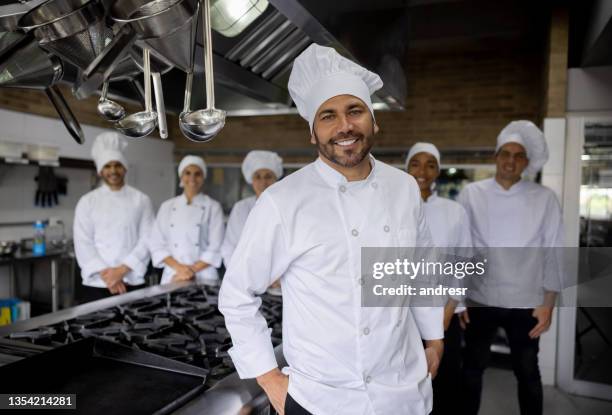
(373, 122, 380, 135)
(310, 133, 316, 145)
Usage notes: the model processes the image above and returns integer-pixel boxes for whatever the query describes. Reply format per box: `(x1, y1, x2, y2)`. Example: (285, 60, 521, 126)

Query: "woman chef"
(406, 142, 472, 415)
(221, 150, 283, 266)
(149, 155, 225, 284)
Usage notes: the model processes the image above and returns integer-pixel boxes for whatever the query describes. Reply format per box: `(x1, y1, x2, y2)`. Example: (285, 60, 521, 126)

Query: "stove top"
(3, 286, 283, 388)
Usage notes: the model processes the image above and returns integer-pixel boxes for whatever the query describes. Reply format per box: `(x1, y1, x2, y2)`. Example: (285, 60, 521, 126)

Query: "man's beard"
(313, 128, 374, 168)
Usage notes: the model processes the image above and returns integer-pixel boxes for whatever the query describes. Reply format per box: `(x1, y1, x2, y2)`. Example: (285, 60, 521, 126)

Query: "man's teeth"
(335, 139, 357, 146)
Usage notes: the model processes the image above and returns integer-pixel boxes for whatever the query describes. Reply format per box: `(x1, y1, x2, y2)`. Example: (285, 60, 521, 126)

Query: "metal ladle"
(114, 47, 157, 138)
(179, 0, 225, 142)
(97, 81, 126, 122)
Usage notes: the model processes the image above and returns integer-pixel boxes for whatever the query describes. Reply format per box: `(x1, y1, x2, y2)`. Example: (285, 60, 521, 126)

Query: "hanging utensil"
(151, 72, 168, 139)
(0, 39, 84, 144)
(76, 0, 197, 98)
(97, 81, 126, 122)
(179, 0, 225, 142)
(0, 1, 45, 66)
(114, 47, 157, 138)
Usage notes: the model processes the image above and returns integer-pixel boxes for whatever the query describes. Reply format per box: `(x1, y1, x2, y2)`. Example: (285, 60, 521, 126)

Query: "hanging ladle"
(179, 0, 225, 142)
(114, 47, 157, 138)
(97, 81, 126, 122)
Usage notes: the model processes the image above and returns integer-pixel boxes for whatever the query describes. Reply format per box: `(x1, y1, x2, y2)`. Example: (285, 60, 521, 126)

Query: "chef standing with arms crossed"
(149, 155, 225, 284)
(73, 132, 154, 302)
(219, 44, 444, 415)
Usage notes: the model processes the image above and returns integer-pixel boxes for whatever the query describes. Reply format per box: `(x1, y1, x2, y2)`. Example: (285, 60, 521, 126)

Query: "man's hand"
(171, 263, 195, 282)
(459, 309, 470, 330)
(100, 265, 130, 294)
(529, 305, 553, 339)
(256, 368, 288, 415)
(443, 300, 458, 331)
(189, 261, 210, 274)
(424, 339, 444, 379)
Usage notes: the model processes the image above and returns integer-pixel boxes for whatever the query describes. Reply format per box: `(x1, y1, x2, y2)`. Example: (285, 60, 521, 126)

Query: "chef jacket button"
(383, 225, 390, 232)
(339, 185, 347, 193)
(396, 319, 402, 327)
(351, 229, 359, 237)
(371, 182, 378, 189)
(174, 244, 178, 248)
(358, 277, 364, 286)
(195, 243, 199, 247)
(363, 327, 370, 335)
(365, 376, 372, 384)
(170, 224, 174, 227)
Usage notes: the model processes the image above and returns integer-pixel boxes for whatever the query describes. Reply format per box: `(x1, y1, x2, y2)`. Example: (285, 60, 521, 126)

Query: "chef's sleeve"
(542, 193, 565, 293)
(221, 204, 242, 268)
(123, 195, 154, 275)
(73, 196, 108, 283)
(149, 203, 172, 268)
(199, 201, 225, 267)
(219, 193, 293, 378)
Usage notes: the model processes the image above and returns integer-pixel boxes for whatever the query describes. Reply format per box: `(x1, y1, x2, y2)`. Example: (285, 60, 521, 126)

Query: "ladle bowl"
(97, 82, 126, 121)
(179, 108, 225, 142)
(115, 111, 157, 137)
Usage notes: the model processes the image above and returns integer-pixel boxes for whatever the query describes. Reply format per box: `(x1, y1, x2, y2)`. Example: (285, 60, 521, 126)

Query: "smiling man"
(219, 44, 443, 415)
(457, 121, 564, 415)
(73, 132, 154, 302)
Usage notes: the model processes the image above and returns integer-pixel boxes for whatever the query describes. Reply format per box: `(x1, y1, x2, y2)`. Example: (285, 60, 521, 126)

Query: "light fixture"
(210, 0, 269, 37)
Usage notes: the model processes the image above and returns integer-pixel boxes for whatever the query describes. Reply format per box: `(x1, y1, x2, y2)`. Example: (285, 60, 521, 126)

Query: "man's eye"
(321, 114, 334, 121)
(349, 109, 363, 116)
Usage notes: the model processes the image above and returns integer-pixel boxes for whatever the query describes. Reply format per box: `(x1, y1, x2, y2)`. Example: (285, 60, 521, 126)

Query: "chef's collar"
(491, 177, 526, 195)
(314, 154, 377, 188)
(179, 192, 205, 206)
(423, 192, 438, 203)
(100, 182, 127, 194)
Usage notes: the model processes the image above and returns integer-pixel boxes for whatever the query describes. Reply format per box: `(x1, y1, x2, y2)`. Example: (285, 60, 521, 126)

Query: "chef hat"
(91, 132, 128, 173)
(288, 43, 383, 132)
(496, 120, 549, 174)
(406, 142, 441, 170)
(241, 150, 283, 184)
(178, 155, 207, 178)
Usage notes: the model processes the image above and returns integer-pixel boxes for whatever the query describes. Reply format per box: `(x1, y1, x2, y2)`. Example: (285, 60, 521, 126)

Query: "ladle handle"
(100, 82, 109, 101)
(152, 72, 168, 139)
(202, 0, 215, 109)
(182, 71, 193, 114)
(143, 48, 152, 113)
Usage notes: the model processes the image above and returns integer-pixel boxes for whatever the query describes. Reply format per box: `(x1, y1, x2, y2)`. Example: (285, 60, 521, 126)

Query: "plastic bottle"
(33, 220, 46, 256)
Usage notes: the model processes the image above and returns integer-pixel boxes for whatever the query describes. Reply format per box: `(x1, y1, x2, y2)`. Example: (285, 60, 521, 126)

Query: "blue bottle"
(33, 220, 46, 256)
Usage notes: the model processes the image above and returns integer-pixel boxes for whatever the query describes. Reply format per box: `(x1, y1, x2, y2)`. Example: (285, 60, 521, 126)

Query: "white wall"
(0, 109, 176, 298)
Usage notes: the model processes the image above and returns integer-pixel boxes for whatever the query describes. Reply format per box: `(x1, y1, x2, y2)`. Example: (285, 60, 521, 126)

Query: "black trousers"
(462, 307, 542, 415)
(283, 394, 311, 415)
(432, 314, 463, 415)
(77, 283, 146, 304)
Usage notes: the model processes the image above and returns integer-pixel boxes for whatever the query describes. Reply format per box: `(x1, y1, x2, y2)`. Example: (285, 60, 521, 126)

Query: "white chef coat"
(74, 184, 154, 288)
(457, 178, 564, 308)
(219, 156, 443, 415)
(221, 195, 256, 267)
(423, 193, 472, 309)
(149, 193, 225, 284)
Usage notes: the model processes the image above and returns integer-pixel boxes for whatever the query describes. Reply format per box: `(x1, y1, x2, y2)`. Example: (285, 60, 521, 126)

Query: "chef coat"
(219, 156, 443, 415)
(457, 178, 564, 308)
(423, 193, 472, 309)
(149, 193, 225, 284)
(221, 195, 256, 267)
(74, 184, 154, 288)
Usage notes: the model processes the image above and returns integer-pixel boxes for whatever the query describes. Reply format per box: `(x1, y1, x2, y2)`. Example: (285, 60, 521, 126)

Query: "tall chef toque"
(91, 132, 128, 174)
(288, 44, 384, 132)
(496, 120, 549, 175)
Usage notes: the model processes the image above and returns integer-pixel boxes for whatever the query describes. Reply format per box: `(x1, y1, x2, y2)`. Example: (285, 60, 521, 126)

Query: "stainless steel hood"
(102, 0, 409, 116)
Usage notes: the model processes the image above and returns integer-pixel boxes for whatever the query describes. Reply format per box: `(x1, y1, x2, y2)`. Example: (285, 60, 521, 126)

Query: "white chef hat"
(288, 43, 383, 132)
(178, 155, 207, 178)
(406, 142, 441, 170)
(241, 150, 283, 184)
(495, 120, 549, 175)
(91, 132, 128, 173)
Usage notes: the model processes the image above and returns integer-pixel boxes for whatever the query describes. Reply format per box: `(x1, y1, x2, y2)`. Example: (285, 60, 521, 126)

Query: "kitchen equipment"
(152, 72, 168, 138)
(97, 81, 126, 122)
(114, 47, 157, 138)
(0, 1, 45, 65)
(77, 0, 197, 97)
(0, 39, 84, 144)
(18, 0, 110, 71)
(179, 0, 225, 142)
(0, 241, 18, 258)
(0, 337, 208, 415)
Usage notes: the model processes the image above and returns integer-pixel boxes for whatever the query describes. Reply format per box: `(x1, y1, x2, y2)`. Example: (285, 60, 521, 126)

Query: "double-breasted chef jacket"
(73, 184, 154, 288)
(149, 193, 225, 284)
(219, 156, 444, 415)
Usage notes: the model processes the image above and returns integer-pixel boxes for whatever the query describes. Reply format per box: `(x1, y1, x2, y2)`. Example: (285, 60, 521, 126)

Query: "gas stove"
(1, 285, 283, 389)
